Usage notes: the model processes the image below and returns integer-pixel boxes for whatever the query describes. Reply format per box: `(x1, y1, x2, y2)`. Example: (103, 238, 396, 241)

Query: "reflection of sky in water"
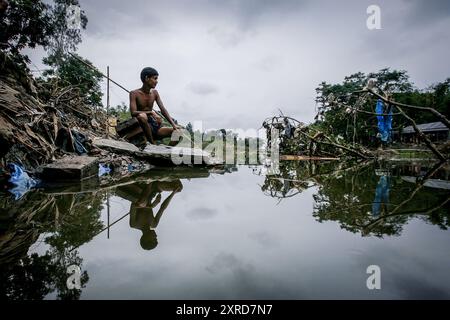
(27, 166, 450, 299)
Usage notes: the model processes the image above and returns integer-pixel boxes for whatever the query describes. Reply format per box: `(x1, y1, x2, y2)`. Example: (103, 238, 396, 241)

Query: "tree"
(0, 0, 53, 56)
(109, 102, 129, 121)
(314, 68, 449, 147)
(44, 0, 88, 67)
(41, 53, 103, 107)
(0, 0, 87, 63)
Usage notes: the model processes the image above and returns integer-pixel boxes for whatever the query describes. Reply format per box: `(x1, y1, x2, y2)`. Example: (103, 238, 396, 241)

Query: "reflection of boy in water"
(127, 180, 183, 250)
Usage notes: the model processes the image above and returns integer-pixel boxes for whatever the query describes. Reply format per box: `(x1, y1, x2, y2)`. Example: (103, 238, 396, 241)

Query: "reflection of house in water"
(385, 161, 450, 190)
(389, 162, 450, 182)
(396, 121, 449, 143)
(401, 176, 450, 190)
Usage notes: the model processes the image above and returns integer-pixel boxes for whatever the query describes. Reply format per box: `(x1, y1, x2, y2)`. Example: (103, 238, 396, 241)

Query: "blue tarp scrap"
(7, 163, 38, 200)
(71, 130, 88, 155)
(55, 128, 88, 155)
(375, 99, 393, 142)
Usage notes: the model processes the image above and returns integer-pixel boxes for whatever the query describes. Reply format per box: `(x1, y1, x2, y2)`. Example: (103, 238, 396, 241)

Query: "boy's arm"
(129, 91, 140, 117)
(154, 90, 178, 129)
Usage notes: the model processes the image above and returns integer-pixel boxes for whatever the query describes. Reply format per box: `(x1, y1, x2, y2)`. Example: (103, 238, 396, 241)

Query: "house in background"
(397, 121, 449, 144)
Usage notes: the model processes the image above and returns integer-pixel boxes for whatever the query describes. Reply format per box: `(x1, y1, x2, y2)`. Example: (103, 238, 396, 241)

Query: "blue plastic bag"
(98, 164, 111, 176)
(7, 163, 38, 200)
(376, 99, 393, 142)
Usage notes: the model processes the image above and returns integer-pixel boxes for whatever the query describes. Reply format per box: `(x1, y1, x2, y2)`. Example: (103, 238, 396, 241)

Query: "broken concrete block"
(42, 156, 99, 181)
(92, 138, 223, 166)
(93, 138, 140, 154)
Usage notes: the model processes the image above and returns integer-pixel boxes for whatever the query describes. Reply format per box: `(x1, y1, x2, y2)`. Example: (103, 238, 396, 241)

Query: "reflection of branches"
(362, 196, 450, 232)
(263, 188, 304, 200)
(0, 189, 106, 300)
(361, 161, 448, 232)
(291, 160, 449, 237)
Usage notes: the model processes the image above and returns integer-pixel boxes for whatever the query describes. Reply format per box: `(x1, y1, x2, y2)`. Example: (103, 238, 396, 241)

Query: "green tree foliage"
(109, 102, 129, 121)
(315, 68, 450, 146)
(0, 0, 87, 62)
(0, 0, 53, 56)
(1, 1, 101, 108)
(41, 53, 103, 107)
(45, 0, 88, 64)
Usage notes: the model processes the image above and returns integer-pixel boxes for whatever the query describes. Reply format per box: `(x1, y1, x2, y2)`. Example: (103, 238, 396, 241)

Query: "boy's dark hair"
(140, 67, 159, 83)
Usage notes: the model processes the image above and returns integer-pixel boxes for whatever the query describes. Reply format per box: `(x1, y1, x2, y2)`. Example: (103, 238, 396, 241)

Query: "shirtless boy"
(129, 67, 179, 145)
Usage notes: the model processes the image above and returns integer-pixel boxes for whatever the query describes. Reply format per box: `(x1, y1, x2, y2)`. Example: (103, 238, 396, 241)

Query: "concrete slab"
(93, 138, 140, 154)
(93, 138, 223, 166)
(42, 156, 99, 181)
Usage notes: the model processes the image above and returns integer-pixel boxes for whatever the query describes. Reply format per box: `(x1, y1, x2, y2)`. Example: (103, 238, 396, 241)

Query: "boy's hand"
(151, 112, 162, 125)
(155, 115, 162, 126)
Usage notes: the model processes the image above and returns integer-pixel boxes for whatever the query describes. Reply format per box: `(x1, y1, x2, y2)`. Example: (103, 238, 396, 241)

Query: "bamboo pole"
(106, 65, 110, 138)
(68, 52, 130, 93)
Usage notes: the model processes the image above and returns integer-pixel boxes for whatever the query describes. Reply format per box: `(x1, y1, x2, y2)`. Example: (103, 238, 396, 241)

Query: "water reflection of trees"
(0, 167, 214, 300)
(0, 190, 105, 300)
(260, 160, 450, 237)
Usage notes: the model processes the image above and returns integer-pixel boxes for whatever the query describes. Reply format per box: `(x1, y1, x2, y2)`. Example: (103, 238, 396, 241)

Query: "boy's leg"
(135, 113, 155, 143)
(157, 127, 180, 146)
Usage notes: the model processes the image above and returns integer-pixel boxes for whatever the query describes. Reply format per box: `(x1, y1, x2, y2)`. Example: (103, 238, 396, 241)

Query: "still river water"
(1, 160, 449, 299)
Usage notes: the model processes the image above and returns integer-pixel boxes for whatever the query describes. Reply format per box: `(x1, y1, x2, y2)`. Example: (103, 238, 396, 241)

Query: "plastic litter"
(55, 128, 88, 155)
(98, 164, 111, 176)
(7, 163, 38, 200)
(71, 130, 88, 155)
(375, 99, 393, 143)
(372, 175, 390, 217)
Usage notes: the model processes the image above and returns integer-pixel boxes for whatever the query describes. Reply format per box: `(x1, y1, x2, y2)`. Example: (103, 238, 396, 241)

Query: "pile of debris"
(0, 51, 109, 168)
(262, 115, 374, 160)
(0, 51, 158, 195)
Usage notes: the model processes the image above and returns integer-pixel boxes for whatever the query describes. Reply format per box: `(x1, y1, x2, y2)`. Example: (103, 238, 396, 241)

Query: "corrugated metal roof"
(402, 121, 449, 134)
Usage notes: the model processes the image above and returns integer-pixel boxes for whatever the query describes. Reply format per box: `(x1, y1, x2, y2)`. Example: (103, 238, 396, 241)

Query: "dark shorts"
(148, 116, 161, 137)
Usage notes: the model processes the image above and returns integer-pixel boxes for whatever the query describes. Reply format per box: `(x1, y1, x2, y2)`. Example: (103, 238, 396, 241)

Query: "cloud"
(248, 231, 279, 248)
(80, 0, 163, 36)
(402, 0, 450, 27)
(205, 252, 255, 275)
(186, 207, 218, 220)
(186, 82, 219, 95)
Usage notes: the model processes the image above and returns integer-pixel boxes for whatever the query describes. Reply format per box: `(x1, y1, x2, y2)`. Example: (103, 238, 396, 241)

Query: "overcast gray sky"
(29, 0, 450, 131)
